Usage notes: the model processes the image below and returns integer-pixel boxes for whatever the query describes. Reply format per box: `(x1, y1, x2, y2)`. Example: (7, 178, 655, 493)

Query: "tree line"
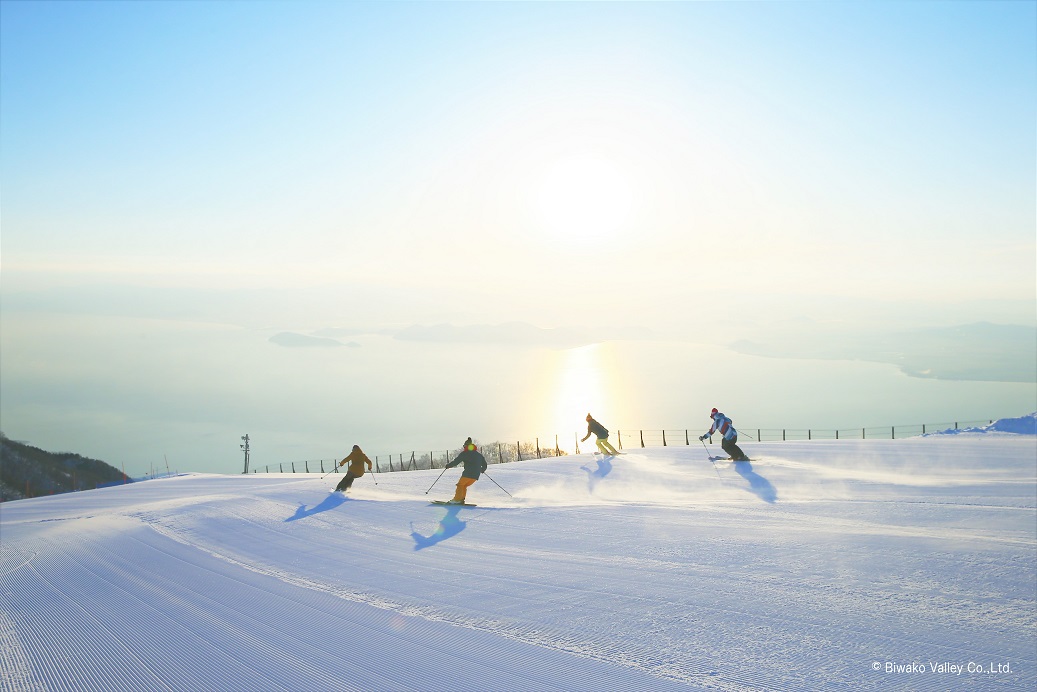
(0, 433, 128, 502)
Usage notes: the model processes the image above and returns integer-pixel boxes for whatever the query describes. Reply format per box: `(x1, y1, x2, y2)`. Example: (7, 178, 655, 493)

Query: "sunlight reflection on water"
(543, 344, 630, 444)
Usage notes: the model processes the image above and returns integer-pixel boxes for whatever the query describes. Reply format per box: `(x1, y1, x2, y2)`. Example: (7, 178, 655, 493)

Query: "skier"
(581, 413, 621, 456)
(443, 437, 487, 505)
(335, 444, 373, 492)
(699, 408, 749, 461)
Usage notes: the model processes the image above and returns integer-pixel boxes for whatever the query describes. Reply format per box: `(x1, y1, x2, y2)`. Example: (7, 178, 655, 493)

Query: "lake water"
(2, 313, 1032, 476)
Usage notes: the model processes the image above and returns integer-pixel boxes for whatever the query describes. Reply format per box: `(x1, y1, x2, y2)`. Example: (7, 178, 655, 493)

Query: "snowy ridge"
(1, 433, 1035, 691)
(927, 412, 1037, 436)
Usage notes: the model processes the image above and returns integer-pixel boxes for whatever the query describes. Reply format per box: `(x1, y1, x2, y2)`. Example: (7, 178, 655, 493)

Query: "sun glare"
(534, 156, 634, 242)
(546, 344, 610, 451)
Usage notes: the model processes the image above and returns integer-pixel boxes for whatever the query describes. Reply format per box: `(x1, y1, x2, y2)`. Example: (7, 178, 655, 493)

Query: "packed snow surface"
(2, 431, 1035, 691)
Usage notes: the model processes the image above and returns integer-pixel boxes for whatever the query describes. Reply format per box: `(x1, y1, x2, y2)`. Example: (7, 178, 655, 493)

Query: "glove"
(699, 434, 708, 441)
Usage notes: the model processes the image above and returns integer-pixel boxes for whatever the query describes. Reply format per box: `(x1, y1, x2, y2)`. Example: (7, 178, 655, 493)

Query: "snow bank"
(929, 412, 1037, 436)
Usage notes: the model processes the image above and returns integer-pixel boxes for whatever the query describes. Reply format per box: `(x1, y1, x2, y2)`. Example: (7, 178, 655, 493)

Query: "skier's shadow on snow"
(284, 492, 347, 522)
(733, 462, 778, 503)
(411, 507, 466, 550)
(580, 457, 613, 492)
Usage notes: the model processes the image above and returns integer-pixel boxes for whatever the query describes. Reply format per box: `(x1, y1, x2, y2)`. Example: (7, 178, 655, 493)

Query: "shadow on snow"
(580, 457, 613, 492)
(411, 506, 467, 550)
(734, 461, 778, 503)
(284, 492, 348, 522)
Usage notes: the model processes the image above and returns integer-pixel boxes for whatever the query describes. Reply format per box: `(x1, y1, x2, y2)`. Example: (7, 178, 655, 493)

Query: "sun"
(534, 156, 634, 242)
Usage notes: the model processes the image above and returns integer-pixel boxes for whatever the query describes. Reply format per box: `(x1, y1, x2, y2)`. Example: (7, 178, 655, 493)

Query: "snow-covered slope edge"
(1, 434, 1034, 691)
(928, 412, 1037, 436)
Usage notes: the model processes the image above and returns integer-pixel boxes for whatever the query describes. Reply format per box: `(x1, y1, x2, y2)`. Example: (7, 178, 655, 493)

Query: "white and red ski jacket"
(708, 413, 737, 440)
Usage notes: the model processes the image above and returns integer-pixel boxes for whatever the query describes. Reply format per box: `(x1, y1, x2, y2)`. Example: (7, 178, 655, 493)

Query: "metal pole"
(482, 471, 513, 498)
(425, 466, 449, 494)
(320, 460, 339, 480)
(700, 439, 723, 481)
(240, 434, 250, 474)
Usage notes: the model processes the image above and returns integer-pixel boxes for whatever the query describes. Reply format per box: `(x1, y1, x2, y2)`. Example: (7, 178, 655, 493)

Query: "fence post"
(575, 434, 580, 455)
(892, 426, 895, 440)
(618, 431, 623, 450)
(517, 442, 521, 461)
(662, 430, 667, 446)
(836, 430, 839, 440)
(808, 430, 811, 441)
(640, 430, 645, 448)
(292, 462, 296, 473)
(782, 430, 786, 441)
(685, 430, 690, 445)
(305, 460, 309, 473)
(279, 463, 283, 473)
(536, 437, 541, 459)
(555, 434, 560, 456)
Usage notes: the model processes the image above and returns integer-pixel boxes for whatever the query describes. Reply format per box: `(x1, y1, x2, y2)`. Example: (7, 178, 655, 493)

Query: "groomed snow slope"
(2, 428, 1035, 691)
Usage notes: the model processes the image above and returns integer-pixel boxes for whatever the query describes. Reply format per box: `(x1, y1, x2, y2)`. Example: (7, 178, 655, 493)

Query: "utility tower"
(240, 434, 250, 474)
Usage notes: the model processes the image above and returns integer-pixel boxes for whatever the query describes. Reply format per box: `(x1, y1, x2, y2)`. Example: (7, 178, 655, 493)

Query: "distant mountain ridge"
(731, 321, 1036, 384)
(0, 434, 129, 502)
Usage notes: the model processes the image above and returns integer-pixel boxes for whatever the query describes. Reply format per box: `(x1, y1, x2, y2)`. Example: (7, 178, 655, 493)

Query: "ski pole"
(700, 439, 723, 480)
(482, 471, 513, 498)
(699, 437, 711, 457)
(425, 466, 449, 494)
(370, 465, 378, 486)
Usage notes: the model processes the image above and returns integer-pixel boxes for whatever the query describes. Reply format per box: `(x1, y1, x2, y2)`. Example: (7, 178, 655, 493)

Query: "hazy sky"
(1, 1, 1034, 474)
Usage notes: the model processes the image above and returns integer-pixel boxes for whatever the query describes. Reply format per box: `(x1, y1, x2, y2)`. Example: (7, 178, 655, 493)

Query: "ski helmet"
(711, 408, 719, 416)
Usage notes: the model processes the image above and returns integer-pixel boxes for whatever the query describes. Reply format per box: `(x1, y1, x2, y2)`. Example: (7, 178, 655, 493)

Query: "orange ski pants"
(452, 477, 477, 502)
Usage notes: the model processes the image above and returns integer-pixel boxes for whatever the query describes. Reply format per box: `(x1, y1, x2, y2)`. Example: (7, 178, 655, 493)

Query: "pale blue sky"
(4, 1, 1033, 305)
(1, 1, 1034, 473)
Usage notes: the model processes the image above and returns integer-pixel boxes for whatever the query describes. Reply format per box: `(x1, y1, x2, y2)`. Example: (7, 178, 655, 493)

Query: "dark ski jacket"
(447, 449, 487, 480)
(583, 419, 609, 441)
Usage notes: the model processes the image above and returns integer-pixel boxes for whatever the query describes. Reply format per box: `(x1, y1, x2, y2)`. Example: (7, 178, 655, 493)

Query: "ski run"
(1, 416, 1035, 691)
